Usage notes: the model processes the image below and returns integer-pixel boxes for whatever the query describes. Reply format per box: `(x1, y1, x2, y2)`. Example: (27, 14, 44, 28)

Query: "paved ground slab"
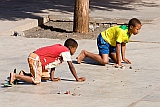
(1, 0, 160, 107)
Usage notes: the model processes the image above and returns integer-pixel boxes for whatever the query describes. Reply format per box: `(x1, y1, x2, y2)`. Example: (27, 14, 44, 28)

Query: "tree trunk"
(73, 0, 89, 33)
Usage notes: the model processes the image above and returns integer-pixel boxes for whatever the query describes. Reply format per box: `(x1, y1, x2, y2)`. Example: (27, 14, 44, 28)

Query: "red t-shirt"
(35, 44, 71, 67)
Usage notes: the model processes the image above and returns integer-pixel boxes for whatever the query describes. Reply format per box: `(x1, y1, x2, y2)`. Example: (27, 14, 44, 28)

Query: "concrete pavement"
(1, 0, 160, 107)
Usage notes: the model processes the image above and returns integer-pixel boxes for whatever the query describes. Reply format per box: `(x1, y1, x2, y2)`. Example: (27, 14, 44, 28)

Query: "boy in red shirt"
(9, 38, 85, 85)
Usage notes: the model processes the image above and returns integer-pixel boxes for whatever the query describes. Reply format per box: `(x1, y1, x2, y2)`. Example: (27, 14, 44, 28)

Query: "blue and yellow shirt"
(101, 25, 131, 46)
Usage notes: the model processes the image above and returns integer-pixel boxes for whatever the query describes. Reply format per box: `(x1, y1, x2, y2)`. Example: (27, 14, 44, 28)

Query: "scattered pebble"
(65, 91, 70, 94)
(93, 80, 95, 82)
(120, 66, 125, 69)
(115, 65, 119, 68)
(114, 64, 125, 69)
(57, 33, 63, 36)
(129, 66, 132, 69)
(57, 91, 61, 94)
(72, 93, 76, 96)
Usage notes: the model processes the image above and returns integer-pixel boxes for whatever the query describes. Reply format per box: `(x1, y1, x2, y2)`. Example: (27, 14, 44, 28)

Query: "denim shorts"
(97, 34, 116, 54)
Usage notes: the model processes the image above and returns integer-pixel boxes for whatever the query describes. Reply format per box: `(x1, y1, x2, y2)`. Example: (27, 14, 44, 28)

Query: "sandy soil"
(24, 21, 110, 40)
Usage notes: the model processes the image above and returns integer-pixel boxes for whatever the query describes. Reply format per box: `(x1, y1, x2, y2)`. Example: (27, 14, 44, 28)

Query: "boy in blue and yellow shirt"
(77, 18, 142, 67)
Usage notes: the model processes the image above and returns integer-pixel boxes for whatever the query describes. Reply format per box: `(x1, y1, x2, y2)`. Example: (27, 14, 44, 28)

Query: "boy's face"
(130, 24, 142, 35)
(70, 46, 77, 55)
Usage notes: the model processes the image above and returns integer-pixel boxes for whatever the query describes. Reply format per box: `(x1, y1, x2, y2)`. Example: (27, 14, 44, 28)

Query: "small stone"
(129, 66, 132, 69)
(120, 66, 125, 69)
(57, 91, 61, 94)
(57, 33, 62, 36)
(115, 65, 119, 68)
(65, 91, 70, 94)
(72, 93, 76, 96)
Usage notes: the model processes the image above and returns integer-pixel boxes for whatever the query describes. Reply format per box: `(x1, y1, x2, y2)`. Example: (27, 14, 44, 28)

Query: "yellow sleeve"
(116, 30, 123, 43)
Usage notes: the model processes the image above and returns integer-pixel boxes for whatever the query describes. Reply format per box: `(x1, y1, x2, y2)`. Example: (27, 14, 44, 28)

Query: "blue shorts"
(97, 34, 116, 55)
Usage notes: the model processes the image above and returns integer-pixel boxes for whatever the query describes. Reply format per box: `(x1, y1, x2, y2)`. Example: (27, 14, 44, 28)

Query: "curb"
(0, 14, 152, 36)
(0, 15, 49, 36)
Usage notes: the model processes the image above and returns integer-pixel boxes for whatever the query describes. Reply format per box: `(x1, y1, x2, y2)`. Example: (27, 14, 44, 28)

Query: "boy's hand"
(122, 58, 131, 64)
(51, 77, 61, 81)
(116, 60, 123, 67)
(113, 63, 124, 68)
(76, 77, 86, 82)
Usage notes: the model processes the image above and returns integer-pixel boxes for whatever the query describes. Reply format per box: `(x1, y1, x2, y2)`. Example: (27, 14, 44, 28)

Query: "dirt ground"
(24, 21, 110, 40)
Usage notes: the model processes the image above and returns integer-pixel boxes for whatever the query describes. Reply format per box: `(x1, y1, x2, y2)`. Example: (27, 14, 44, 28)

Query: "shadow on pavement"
(0, 0, 159, 21)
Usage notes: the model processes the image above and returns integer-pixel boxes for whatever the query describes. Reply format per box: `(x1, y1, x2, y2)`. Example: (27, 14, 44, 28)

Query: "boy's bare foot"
(19, 70, 25, 75)
(51, 77, 61, 81)
(9, 72, 16, 84)
(77, 77, 86, 82)
(76, 50, 86, 64)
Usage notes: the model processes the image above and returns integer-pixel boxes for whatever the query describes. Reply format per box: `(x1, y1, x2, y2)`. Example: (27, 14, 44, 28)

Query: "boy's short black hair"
(128, 18, 141, 28)
(64, 38, 78, 48)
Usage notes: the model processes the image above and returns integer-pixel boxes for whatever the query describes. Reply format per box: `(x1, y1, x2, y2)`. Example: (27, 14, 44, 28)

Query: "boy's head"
(128, 18, 142, 35)
(64, 38, 78, 55)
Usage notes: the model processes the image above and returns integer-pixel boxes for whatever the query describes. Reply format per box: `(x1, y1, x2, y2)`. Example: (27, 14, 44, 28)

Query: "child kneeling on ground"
(77, 18, 142, 67)
(9, 38, 86, 85)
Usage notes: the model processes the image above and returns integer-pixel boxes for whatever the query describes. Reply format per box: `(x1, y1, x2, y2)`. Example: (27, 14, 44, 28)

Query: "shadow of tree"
(90, 0, 159, 11)
(39, 24, 73, 33)
(0, 0, 159, 21)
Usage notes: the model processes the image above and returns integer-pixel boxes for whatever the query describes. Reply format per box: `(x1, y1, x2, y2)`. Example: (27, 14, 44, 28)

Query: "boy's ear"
(68, 46, 72, 50)
(129, 25, 134, 30)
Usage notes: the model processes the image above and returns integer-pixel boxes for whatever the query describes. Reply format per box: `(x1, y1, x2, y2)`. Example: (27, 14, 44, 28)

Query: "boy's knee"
(31, 77, 41, 85)
(33, 81, 41, 85)
(101, 60, 108, 65)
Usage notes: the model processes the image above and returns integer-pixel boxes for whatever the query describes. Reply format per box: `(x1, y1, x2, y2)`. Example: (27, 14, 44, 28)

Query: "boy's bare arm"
(116, 42, 122, 66)
(50, 68, 60, 81)
(67, 61, 85, 82)
(121, 43, 131, 64)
